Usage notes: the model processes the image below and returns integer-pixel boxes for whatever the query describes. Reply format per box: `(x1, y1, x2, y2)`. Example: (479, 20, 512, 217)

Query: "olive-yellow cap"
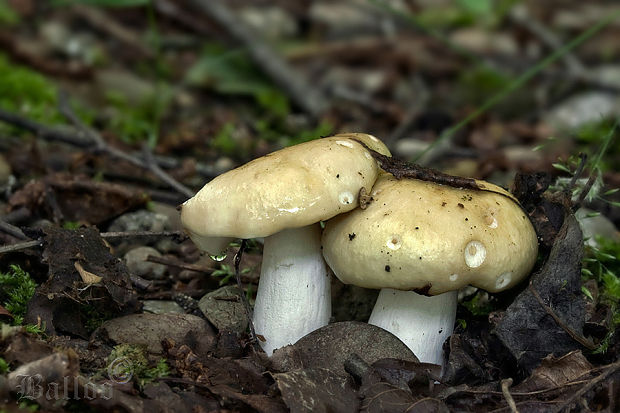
(322, 174, 538, 294)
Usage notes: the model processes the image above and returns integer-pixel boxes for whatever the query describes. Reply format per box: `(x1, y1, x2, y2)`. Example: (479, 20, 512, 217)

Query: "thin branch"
(101, 230, 187, 240)
(0, 106, 218, 179)
(141, 143, 194, 198)
(551, 361, 620, 413)
(146, 254, 213, 273)
(0, 230, 186, 255)
(0, 220, 28, 240)
(56, 91, 194, 198)
(501, 378, 519, 413)
(573, 172, 599, 211)
(0, 107, 91, 148)
(528, 283, 596, 350)
(189, 0, 327, 117)
(0, 239, 42, 254)
(508, 6, 585, 76)
(72, 4, 154, 58)
(568, 153, 588, 190)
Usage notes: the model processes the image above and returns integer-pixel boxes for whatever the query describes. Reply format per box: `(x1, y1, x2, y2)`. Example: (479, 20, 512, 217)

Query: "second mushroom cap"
(322, 174, 539, 295)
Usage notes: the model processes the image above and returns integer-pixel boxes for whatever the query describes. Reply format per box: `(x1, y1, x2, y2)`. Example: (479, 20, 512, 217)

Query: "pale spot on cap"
(464, 241, 486, 268)
(449, 273, 459, 282)
(368, 134, 380, 142)
(484, 211, 498, 228)
(364, 151, 372, 160)
(496, 272, 512, 289)
(339, 191, 354, 205)
(336, 140, 354, 148)
(386, 235, 402, 250)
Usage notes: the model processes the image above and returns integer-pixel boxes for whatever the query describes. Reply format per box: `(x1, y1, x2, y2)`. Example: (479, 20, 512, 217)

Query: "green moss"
(0, 54, 59, 124)
(0, 357, 8, 374)
(0, 0, 19, 25)
(462, 291, 494, 316)
(105, 86, 172, 146)
(106, 344, 169, 388)
(0, 265, 36, 325)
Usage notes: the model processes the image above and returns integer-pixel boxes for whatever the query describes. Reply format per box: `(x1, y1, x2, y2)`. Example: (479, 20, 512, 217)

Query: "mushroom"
(321, 173, 538, 366)
(180, 134, 391, 355)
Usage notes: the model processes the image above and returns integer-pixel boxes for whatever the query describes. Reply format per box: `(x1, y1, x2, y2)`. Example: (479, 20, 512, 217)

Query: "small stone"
(142, 300, 184, 314)
(544, 92, 620, 131)
(96, 313, 216, 355)
(108, 210, 170, 233)
(270, 321, 417, 375)
(198, 286, 248, 333)
(238, 6, 298, 40)
(576, 208, 620, 247)
(124, 246, 166, 279)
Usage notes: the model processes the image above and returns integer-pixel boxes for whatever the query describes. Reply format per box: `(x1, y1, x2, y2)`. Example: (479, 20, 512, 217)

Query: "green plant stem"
(412, 8, 620, 161)
(590, 120, 618, 171)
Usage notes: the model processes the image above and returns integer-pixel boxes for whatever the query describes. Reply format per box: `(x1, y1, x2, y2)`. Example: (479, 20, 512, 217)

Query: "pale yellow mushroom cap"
(181, 134, 390, 254)
(322, 174, 538, 295)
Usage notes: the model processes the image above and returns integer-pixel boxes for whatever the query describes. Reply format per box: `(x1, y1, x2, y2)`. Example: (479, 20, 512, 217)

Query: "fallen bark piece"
(25, 226, 138, 337)
(494, 211, 588, 373)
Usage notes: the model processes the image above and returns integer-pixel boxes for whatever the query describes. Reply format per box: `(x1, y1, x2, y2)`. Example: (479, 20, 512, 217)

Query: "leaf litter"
(1, 1, 619, 412)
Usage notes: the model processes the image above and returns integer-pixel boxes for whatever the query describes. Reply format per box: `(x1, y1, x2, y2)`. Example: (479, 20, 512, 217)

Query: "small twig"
(141, 143, 194, 198)
(501, 378, 519, 413)
(568, 153, 588, 190)
(0, 220, 28, 240)
(189, 0, 327, 117)
(129, 273, 153, 291)
(72, 4, 154, 58)
(573, 172, 598, 212)
(146, 254, 213, 273)
(528, 283, 596, 350)
(234, 240, 258, 346)
(101, 230, 187, 240)
(59, 90, 189, 194)
(0, 239, 42, 254)
(0, 231, 186, 255)
(0, 107, 218, 179)
(551, 361, 620, 413)
(508, 5, 585, 76)
(2, 207, 31, 225)
(0, 107, 91, 148)
(212, 295, 240, 302)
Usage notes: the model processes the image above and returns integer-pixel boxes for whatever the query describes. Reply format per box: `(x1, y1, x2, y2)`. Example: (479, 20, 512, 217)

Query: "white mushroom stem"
(252, 224, 331, 355)
(368, 289, 457, 367)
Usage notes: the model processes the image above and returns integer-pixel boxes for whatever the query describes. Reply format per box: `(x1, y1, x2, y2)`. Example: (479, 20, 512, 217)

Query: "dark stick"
(234, 239, 258, 346)
(58, 91, 195, 198)
(354, 139, 521, 204)
(189, 0, 326, 117)
(550, 361, 620, 413)
(0, 220, 28, 240)
(528, 283, 596, 350)
(146, 255, 213, 273)
(567, 153, 587, 191)
(0, 240, 41, 254)
(573, 172, 599, 212)
(0, 231, 187, 255)
(141, 143, 194, 198)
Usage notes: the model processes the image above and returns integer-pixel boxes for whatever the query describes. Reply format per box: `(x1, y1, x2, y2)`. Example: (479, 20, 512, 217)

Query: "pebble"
(124, 246, 166, 279)
(142, 300, 184, 314)
(198, 286, 248, 333)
